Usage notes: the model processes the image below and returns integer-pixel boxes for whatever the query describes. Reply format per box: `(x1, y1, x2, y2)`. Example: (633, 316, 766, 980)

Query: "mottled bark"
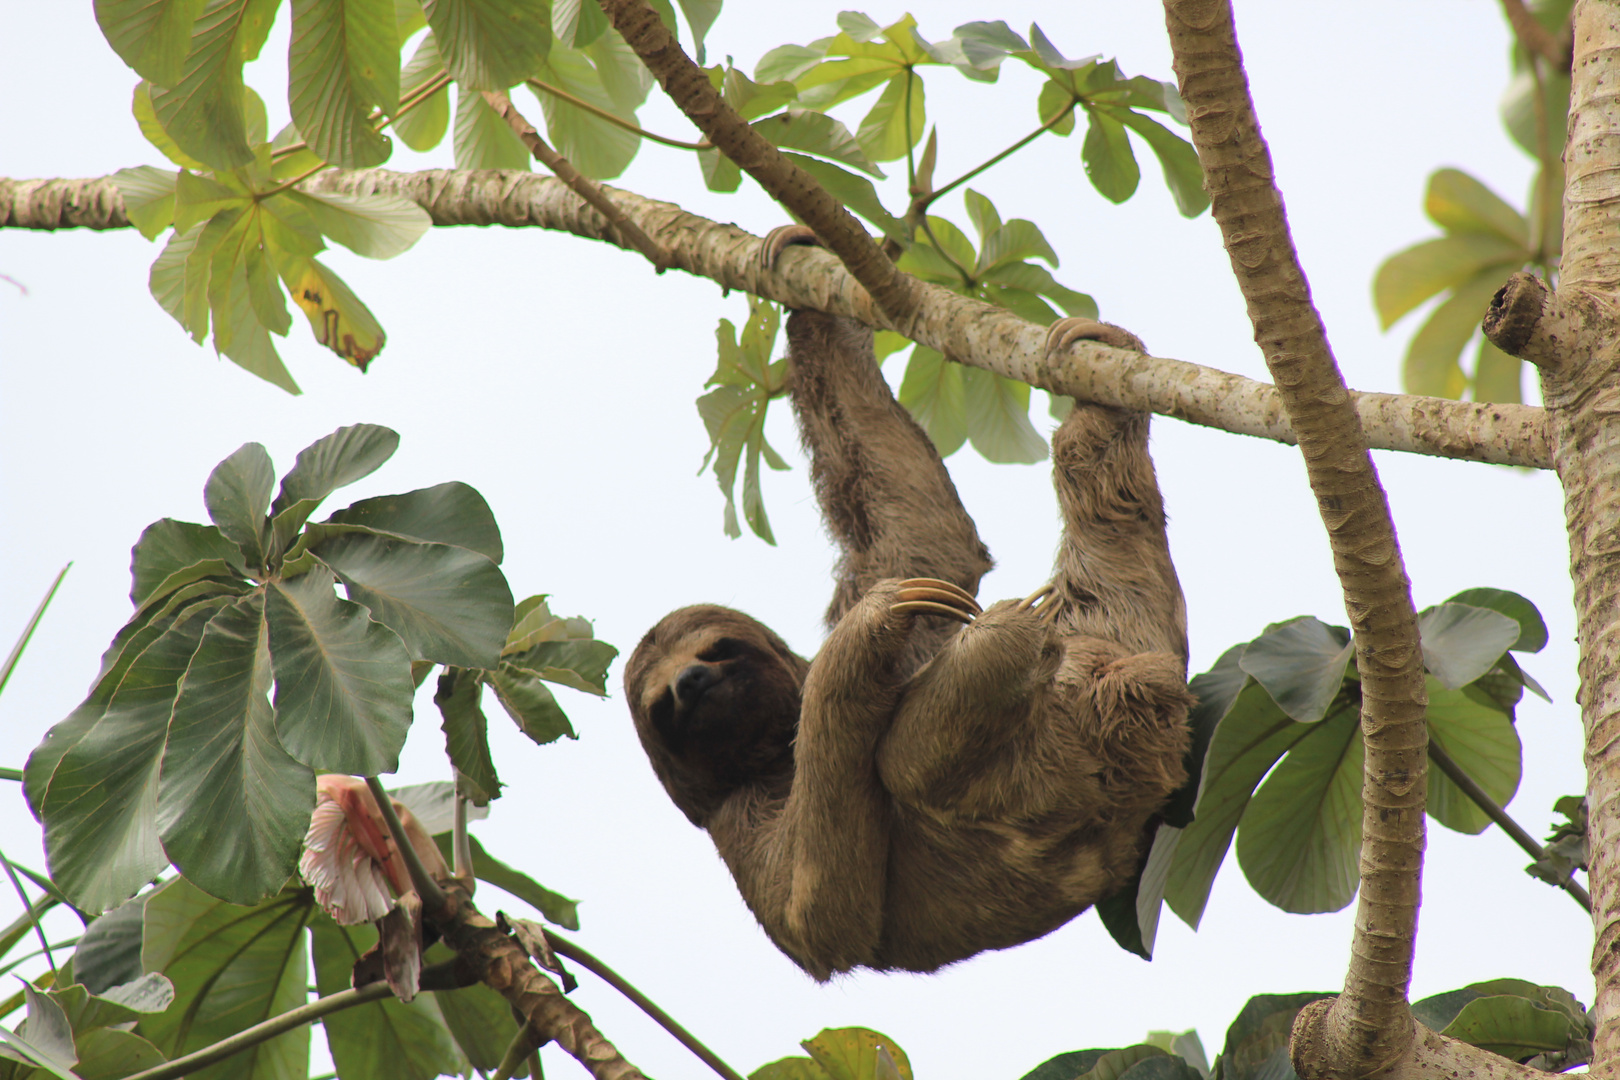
(0, 170, 1552, 467)
(1484, 0, 1620, 1064)
(1163, 1, 1445, 1077)
(594, 0, 923, 329)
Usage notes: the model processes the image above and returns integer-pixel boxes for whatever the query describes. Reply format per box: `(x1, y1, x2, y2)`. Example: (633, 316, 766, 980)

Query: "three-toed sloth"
(626, 228, 1194, 980)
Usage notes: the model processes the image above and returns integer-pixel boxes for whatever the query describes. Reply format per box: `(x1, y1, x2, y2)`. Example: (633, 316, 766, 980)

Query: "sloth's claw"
(892, 578, 981, 624)
(760, 224, 820, 271)
(1018, 583, 1056, 610)
(1044, 317, 1147, 357)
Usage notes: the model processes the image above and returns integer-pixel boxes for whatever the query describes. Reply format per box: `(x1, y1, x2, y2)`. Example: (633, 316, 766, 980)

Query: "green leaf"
(47, 975, 176, 1034)
(1107, 106, 1208, 218)
(1418, 603, 1522, 689)
(530, 45, 641, 179)
(674, 0, 721, 63)
(71, 898, 148, 995)
(134, 81, 212, 171)
(435, 668, 502, 803)
(698, 147, 742, 192)
(1425, 168, 1529, 246)
(1036, 80, 1077, 135)
(244, 244, 292, 336)
(286, 189, 432, 259)
(1432, 985, 1589, 1063)
(113, 166, 180, 241)
(1164, 678, 1309, 928)
(1504, 67, 1571, 159)
(1094, 824, 1178, 959)
(138, 881, 314, 1080)
(158, 594, 316, 904)
(752, 1056, 829, 1080)
(490, 663, 577, 745)
(394, 32, 452, 151)
(855, 71, 925, 163)
(553, 0, 607, 48)
(1238, 617, 1353, 724)
(1473, 336, 1523, 405)
(1, 985, 79, 1080)
(1426, 678, 1522, 834)
(1405, 270, 1516, 399)
(897, 346, 966, 457)
(976, 219, 1058, 274)
(963, 367, 1046, 463)
(269, 423, 401, 547)
(752, 110, 882, 176)
(392, 781, 490, 834)
(96, 0, 208, 86)
(423, 0, 550, 88)
(313, 532, 514, 668)
(1081, 107, 1139, 203)
(1373, 235, 1525, 330)
(1235, 707, 1363, 913)
(130, 518, 244, 607)
(274, 252, 388, 371)
(311, 920, 466, 1078)
(982, 262, 1096, 317)
(266, 567, 414, 773)
(41, 600, 231, 913)
(326, 481, 503, 563)
(431, 834, 579, 928)
(452, 85, 531, 170)
(215, 257, 304, 393)
(1444, 589, 1547, 653)
(504, 638, 617, 696)
(288, 0, 397, 167)
(962, 189, 1002, 241)
(801, 1027, 913, 1080)
(146, 0, 268, 170)
(204, 442, 275, 566)
(71, 1028, 168, 1080)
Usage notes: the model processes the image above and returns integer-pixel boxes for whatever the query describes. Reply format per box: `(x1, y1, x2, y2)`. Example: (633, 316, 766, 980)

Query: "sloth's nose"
(674, 663, 721, 705)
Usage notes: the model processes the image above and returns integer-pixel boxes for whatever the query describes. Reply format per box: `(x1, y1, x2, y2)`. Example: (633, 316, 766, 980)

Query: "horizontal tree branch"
(1292, 1002, 1549, 1080)
(0, 171, 1551, 468)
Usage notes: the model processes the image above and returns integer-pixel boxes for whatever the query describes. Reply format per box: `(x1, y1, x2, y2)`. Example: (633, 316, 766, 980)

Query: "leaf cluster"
(20, 424, 610, 918)
(1099, 588, 1549, 959)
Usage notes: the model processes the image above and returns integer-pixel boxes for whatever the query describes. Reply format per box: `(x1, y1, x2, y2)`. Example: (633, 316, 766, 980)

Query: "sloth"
(625, 226, 1194, 980)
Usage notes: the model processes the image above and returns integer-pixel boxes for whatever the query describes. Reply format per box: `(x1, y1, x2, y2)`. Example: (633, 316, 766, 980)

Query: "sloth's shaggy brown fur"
(625, 307, 1193, 980)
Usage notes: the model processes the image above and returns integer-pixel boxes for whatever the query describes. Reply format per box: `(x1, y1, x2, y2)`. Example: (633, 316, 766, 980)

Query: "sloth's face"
(625, 606, 805, 823)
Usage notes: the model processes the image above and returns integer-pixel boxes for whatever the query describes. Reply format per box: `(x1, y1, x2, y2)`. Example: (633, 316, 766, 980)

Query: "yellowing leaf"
(279, 255, 387, 369)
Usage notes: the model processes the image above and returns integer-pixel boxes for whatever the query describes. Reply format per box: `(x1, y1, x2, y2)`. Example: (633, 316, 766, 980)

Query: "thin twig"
(527, 78, 710, 150)
(922, 101, 1076, 212)
(482, 89, 672, 271)
(364, 776, 448, 910)
(121, 983, 394, 1080)
(1499, 0, 1572, 69)
(545, 931, 745, 1080)
(1426, 741, 1591, 911)
(0, 564, 70, 697)
(0, 853, 52, 975)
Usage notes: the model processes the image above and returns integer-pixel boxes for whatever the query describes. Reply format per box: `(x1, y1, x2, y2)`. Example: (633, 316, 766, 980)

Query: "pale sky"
(0, 3, 1592, 1079)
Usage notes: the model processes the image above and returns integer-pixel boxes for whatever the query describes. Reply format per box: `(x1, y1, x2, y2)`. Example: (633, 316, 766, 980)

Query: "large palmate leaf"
(424, 0, 551, 89)
(158, 594, 316, 904)
(1234, 707, 1364, 913)
(288, 0, 397, 167)
(266, 567, 414, 774)
(39, 600, 230, 913)
(698, 297, 790, 543)
(326, 481, 503, 563)
(145, 0, 276, 170)
(312, 531, 514, 668)
(139, 881, 315, 1080)
(311, 920, 466, 1080)
(96, 0, 209, 86)
(269, 422, 401, 548)
(530, 41, 642, 179)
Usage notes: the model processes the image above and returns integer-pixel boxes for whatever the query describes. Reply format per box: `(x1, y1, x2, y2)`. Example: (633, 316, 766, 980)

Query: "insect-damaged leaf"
(276, 253, 388, 370)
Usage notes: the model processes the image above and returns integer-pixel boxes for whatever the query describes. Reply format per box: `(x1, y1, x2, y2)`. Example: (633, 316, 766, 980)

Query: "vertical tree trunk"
(1485, 0, 1620, 1066)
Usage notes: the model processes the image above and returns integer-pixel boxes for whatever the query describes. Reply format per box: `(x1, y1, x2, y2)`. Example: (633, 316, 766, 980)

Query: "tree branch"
(1163, 2, 1430, 1076)
(121, 983, 395, 1080)
(591, 0, 925, 331)
(1290, 1006, 1549, 1080)
(481, 89, 671, 271)
(0, 170, 1552, 468)
(1500, 0, 1574, 69)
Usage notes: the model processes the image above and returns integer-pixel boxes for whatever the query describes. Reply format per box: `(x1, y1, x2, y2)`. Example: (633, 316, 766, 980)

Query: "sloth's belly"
(871, 807, 1150, 973)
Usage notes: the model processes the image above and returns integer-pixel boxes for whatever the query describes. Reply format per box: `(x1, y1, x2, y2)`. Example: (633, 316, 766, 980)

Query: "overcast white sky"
(0, 3, 1594, 1079)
